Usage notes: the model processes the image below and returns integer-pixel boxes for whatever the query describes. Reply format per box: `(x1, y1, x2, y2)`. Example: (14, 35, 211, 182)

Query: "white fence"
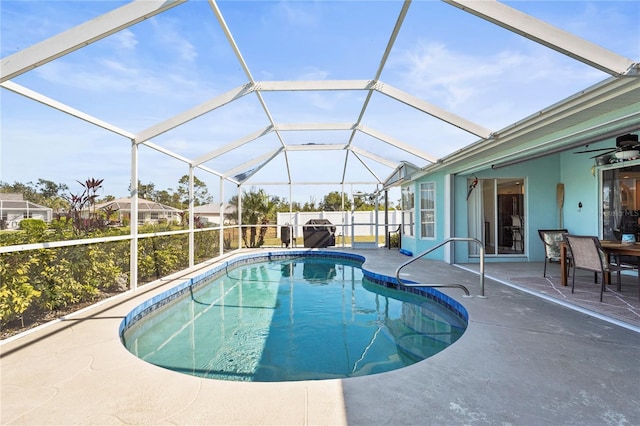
(276, 210, 401, 238)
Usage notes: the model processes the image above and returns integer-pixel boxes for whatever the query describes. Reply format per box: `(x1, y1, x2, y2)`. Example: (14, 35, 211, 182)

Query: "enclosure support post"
(219, 177, 224, 257)
(188, 167, 194, 269)
(129, 139, 138, 291)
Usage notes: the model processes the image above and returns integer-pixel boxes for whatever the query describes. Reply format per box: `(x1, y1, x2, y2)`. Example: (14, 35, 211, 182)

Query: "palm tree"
(228, 187, 276, 248)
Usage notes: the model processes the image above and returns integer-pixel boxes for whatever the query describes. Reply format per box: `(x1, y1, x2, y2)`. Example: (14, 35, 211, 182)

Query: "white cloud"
(270, 2, 319, 28)
(150, 17, 197, 63)
(395, 41, 529, 108)
(391, 38, 606, 129)
(109, 29, 138, 51)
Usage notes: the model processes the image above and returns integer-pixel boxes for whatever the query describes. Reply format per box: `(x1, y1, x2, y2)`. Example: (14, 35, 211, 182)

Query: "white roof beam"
(350, 152, 383, 184)
(208, 0, 255, 83)
(275, 122, 357, 131)
(358, 125, 438, 163)
(194, 164, 228, 181)
(342, 2, 413, 179)
(443, 0, 637, 76)
(250, 181, 379, 186)
(135, 83, 255, 143)
(350, 146, 400, 169)
(286, 144, 346, 151)
(222, 148, 283, 181)
(192, 126, 273, 167)
(1, 81, 134, 139)
(257, 80, 372, 92)
(209, 0, 291, 183)
(140, 141, 193, 165)
(1, 0, 186, 82)
(377, 84, 493, 138)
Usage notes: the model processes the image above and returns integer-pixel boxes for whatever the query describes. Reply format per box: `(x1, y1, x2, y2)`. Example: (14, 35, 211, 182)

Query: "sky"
(1, 0, 639, 205)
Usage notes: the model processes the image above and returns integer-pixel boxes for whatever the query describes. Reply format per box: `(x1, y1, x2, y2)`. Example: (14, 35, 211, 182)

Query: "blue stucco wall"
(403, 139, 611, 264)
(399, 172, 447, 260)
(559, 149, 601, 236)
(451, 155, 562, 263)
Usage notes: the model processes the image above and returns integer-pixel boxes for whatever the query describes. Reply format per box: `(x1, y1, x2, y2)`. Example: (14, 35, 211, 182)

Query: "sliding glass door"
(601, 164, 640, 241)
(468, 178, 525, 255)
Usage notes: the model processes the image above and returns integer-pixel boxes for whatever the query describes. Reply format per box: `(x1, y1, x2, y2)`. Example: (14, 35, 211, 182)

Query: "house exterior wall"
(0, 194, 53, 229)
(402, 135, 634, 264)
(397, 76, 640, 265)
(559, 149, 601, 236)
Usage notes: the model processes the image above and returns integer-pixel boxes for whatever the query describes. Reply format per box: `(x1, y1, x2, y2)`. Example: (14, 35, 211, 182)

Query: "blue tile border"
(119, 250, 468, 338)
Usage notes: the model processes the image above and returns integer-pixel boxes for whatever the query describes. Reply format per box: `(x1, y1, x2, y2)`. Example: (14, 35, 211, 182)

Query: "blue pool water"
(121, 254, 467, 382)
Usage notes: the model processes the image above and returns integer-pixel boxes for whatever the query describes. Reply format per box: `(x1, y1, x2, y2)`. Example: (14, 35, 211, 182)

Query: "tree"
(0, 181, 40, 203)
(320, 191, 351, 211)
(302, 196, 317, 212)
(155, 189, 182, 209)
(35, 179, 69, 200)
(137, 181, 156, 200)
(177, 175, 213, 208)
(228, 187, 276, 248)
(33, 179, 70, 214)
(63, 178, 105, 234)
(274, 197, 302, 213)
(352, 192, 377, 211)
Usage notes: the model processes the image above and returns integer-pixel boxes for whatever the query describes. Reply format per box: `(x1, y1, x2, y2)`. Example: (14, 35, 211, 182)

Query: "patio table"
(560, 240, 640, 288)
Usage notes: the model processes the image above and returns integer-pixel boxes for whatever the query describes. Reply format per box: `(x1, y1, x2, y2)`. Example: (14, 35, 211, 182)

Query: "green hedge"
(1, 225, 220, 328)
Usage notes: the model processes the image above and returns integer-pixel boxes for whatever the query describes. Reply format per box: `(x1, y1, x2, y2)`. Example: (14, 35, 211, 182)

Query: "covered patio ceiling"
(1, 0, 638, 195)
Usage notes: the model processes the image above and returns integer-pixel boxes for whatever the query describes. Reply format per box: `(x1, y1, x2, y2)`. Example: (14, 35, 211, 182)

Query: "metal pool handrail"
(395, 237, 485, 298)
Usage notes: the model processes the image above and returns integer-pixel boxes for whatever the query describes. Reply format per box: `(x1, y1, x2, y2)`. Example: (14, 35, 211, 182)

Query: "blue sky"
(1, 0, 639, 204)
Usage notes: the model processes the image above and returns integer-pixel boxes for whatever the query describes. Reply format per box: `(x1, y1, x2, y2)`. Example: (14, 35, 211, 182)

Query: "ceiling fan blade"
(574, 147, 616, 154)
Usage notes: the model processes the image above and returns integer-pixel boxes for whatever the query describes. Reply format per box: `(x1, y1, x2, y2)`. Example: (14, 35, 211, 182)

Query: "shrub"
(19, 218, 47, 234)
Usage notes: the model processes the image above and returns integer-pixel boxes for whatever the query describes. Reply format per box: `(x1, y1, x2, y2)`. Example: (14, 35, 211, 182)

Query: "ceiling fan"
(574, 133, 639, 159)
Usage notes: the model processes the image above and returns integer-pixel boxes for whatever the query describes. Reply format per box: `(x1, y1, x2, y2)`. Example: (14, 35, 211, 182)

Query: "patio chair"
(563, 234, 631, 302)
(538, 229, 570, 278)
(511, 215, 524, 251)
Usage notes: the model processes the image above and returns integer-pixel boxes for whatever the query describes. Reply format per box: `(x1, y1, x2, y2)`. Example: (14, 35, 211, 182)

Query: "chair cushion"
(599, 249, 611, 271)
(543, 232, 565, 258)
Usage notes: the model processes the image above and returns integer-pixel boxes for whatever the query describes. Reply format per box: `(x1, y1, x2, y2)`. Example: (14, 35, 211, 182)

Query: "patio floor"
(459, 260, 640, 329)
(1, 248, 639, 425)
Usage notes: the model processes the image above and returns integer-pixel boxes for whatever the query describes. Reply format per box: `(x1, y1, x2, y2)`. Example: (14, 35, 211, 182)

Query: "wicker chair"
(538, 229, 570, 278)
(563, 234, 630, 302)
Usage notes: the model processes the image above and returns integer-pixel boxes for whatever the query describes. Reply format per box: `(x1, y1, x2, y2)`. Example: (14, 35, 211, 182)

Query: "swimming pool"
(120, 251, 468, 382)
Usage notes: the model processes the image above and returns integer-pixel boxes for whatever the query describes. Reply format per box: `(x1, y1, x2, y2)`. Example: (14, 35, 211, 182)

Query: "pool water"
(122, 256, 466, 382)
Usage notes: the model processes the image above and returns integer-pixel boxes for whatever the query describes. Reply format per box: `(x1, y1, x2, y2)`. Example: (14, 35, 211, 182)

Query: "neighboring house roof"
(0, 193, 52, 212)
(95, 197, 182, 213)
(192, 203, 236, 215)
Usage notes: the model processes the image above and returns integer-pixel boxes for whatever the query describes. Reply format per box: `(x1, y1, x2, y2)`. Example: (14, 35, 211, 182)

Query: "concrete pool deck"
(1, 248, 639, 425)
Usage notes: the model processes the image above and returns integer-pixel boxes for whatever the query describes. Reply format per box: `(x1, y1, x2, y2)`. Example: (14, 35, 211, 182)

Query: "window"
(150, 212, 159, 220)
(601, 164, 640, 240)
(402, 186, 414, 236)
(420, 182, 435, 238)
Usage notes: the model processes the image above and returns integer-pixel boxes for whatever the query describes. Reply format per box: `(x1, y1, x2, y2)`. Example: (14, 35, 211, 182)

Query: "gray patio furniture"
(563, 234, 632, 302)
(538, 229, 570, 278)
